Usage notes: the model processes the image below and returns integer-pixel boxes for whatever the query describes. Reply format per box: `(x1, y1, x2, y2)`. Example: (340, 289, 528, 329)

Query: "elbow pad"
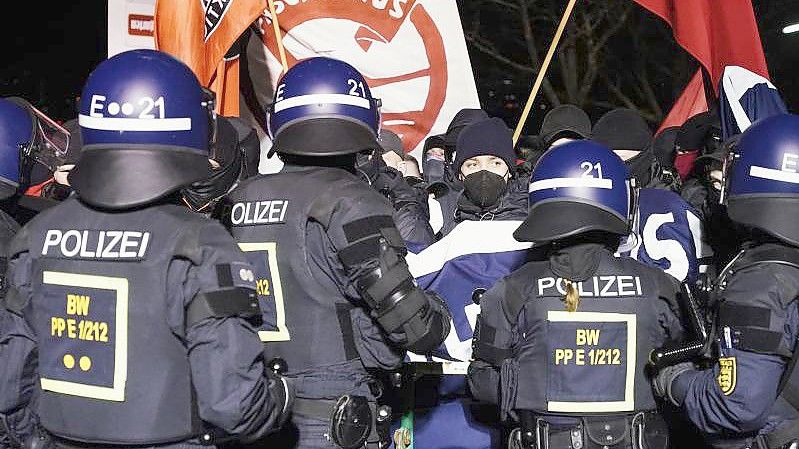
(357, 259, 427, 333)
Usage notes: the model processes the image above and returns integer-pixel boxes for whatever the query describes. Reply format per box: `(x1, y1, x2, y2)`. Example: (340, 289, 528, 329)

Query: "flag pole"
(267, 0, 289, 74)
(512, 0, 579, 146)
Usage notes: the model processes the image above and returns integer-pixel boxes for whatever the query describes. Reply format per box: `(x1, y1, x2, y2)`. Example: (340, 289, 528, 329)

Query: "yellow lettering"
(575, 349, 585, 365)
(554, 349, 565, 365)
(51, 317, 66, 336)
(67, 294, 90, 316)
(66, 319, 77, 339)
(256, 279, 271, 296)
(576, 328, 601, 345)
(586, 329, 600, 345)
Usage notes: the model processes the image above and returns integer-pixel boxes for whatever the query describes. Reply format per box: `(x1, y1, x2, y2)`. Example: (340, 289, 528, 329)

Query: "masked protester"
(437, 117, 527, 237)
(592, 108, 680, 192)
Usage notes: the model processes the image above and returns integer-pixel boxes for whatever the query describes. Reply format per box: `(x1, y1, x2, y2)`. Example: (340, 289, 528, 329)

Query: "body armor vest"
(225, 167, 398, 384)
(11, 198, 207, 444)
(511, 251, 667, 415)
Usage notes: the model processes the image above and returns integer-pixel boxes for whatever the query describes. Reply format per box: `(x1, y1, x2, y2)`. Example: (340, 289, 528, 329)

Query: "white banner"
(107, 0, 156, 58)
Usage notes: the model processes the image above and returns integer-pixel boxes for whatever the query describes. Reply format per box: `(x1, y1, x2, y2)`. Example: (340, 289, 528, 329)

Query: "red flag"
(154, 0, 264, 116)
(634, 0, 769, 131)
(656, 70, 708, 133)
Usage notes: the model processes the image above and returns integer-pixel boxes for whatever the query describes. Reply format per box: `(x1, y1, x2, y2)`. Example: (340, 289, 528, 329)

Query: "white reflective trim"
(273, 94, 371, 113)
(749, 165, 799, 184)
(529, 177, 613, 193)
(79, 114, 191, 131)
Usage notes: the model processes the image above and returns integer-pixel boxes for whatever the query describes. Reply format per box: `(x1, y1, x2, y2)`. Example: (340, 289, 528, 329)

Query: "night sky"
(1, 2, 796, 122)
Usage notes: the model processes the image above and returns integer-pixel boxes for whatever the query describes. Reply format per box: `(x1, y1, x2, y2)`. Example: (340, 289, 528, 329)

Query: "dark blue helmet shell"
(722, 113, 799, 246)
(267, 57, 382, 156)
(725, 113, 799, 199)
(78, 49, 210, 155)
(69, 49, 212, 209)
(514, 140, 636, 243)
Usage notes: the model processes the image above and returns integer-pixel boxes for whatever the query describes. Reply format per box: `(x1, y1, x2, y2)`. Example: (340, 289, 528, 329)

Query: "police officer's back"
(222, 57, 451, 449)
(468, 141, 685, 449)
(653, 114, 799, 449)
(0, 50, 291, 449)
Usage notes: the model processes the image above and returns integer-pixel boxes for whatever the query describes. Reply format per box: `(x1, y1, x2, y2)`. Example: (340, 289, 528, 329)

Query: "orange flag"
(154, 0, 265, 116)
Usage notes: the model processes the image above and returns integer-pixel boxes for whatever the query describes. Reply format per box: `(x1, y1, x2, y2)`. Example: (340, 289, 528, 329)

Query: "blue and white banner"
(719, 65, 787, 140)
(405, 220, 534, 370)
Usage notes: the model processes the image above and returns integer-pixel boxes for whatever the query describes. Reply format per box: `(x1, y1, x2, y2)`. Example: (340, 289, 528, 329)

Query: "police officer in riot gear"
(652, 113, 799, 449)
(222, 56, 451, 449)
(468, 140, 685, 449)
(0, 49, 292, 449)
(0, 96, 71, 447)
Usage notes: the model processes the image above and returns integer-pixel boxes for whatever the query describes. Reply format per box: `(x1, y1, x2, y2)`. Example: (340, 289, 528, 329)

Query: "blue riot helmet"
(0, 97, 70, 199)
(514, 140, 638, 243)
(720, 113, 799, 246)
(69, 49, 214, 209)
(266, 56, 382, 157)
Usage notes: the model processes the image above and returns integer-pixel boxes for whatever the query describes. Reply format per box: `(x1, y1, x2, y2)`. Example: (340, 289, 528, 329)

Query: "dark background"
(1, 1, 796, 131)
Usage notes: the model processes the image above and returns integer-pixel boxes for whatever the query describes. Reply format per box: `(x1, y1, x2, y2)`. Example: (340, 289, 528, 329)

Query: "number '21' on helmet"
(0, 97, 69, 200)
(69, 49, 214, 209)
(266, 56, 382, 157)
(514, 140, 638, 244)
(721, 113, 799, 246)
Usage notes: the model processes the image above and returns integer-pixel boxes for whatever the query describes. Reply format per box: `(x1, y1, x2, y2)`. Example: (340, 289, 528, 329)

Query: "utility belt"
(292, 396, 392, 449)
(508, 411, 668, 449)
(26, 425, 230, 449)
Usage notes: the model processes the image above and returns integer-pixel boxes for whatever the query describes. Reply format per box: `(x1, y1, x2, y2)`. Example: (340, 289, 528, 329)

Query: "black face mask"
(182, 149, 242, 213)
(462, 170, 508, 209)
(423, 156, 445, 185)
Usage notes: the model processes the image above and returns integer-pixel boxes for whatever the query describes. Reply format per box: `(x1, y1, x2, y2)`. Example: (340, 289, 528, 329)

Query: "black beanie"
(539, 104, 591, 145)
(591, 108, 652, 151)
(443, 108, 489, 149)
(453, 117, 516, 172)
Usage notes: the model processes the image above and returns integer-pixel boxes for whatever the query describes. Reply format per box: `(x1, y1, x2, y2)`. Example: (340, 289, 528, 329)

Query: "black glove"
(652, 361, 695, 407)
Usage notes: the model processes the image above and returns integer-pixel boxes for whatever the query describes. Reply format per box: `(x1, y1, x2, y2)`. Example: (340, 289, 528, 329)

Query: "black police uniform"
(0, 196, 290, 448)
(468, 243, 684, 449)
(223, 164, 451, 449)
(0, 208, 25, 447)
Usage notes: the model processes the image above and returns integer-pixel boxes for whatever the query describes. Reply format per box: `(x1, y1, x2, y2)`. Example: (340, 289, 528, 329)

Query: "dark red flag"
(634, 0, 770, 131)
